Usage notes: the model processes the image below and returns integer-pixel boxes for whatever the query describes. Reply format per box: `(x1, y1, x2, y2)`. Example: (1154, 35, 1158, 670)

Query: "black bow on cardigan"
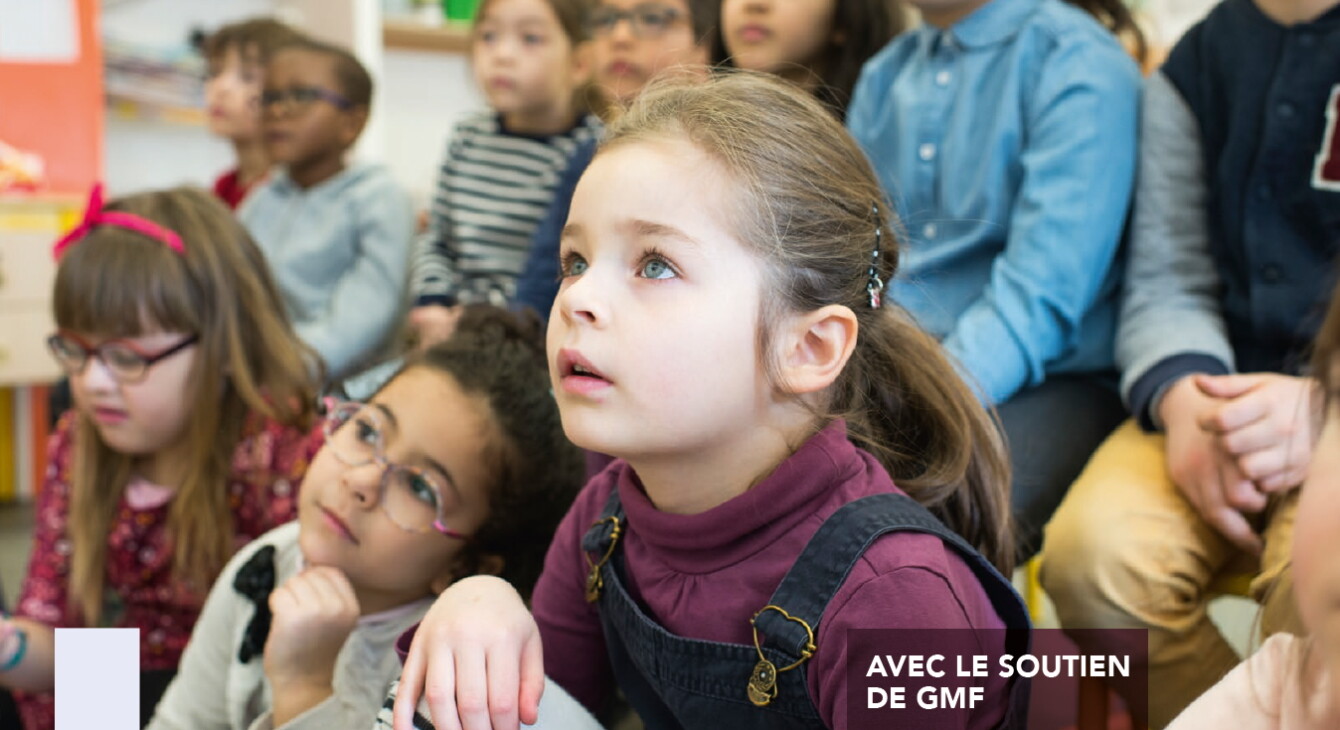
(232, 544, 276, 663)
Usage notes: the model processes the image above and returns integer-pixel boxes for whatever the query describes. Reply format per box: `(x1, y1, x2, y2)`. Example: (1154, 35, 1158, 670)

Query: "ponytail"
(837, 305, 1014, 574)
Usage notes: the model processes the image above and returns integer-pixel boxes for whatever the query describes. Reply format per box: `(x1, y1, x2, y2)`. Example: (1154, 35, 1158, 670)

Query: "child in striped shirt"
(407, 0, 601, 347)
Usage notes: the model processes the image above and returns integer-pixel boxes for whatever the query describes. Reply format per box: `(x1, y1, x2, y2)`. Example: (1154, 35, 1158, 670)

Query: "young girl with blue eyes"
(146, 306, 584, 730)
(392, 71, 1030, 730)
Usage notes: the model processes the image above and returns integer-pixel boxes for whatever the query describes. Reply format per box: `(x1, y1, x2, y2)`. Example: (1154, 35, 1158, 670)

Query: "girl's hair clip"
(866, 203, 883, 309)
(52, 183, 185, 260)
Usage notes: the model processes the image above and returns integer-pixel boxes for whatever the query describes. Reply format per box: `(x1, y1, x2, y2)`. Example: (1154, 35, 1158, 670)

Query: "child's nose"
(556, 270, 607, 326)
(75, 356, 118, 392)
(608, 16, 637, 44)
(342, 463, 383, 509)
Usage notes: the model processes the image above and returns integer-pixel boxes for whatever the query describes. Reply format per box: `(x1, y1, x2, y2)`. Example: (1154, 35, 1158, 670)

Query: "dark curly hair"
(404, 305, 584, 599)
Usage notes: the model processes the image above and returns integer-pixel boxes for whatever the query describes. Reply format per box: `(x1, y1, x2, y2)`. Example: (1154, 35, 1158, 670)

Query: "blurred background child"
(718, 0, 906, 118)
(846, 0, 1144, 561)
(241, 38, 414, 383)
(1042, 0, 1340, 724)
(511, 0, 721, 321)
(0, 186, 320, 730)
(407, 0, 601, 349)
(1167, 273, 1340, 729)
(145, 306, 584, 730)
(201, 17, 304, 210)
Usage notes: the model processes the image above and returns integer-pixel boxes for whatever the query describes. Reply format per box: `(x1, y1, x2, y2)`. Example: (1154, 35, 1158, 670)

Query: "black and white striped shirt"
(410, 111, 603, 308)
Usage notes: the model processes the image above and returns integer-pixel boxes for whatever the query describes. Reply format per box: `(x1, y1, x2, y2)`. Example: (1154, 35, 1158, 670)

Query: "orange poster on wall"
(0, 0, 102, 194)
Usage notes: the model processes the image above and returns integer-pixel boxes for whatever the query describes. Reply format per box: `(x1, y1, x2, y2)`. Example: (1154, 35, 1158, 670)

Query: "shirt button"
(923, 223, 938, 239)
(1261, 264, 1283, 283)
(935, 70, 952, 86)
(1256, 184, 1272, 200)
(1299, 33, 1316, 47)
(919, 143, 937, 161)
(1278, 103, 1296, 118)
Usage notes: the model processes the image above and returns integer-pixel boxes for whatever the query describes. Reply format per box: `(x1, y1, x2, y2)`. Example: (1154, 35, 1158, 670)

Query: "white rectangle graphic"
(55, 628, 139, 730)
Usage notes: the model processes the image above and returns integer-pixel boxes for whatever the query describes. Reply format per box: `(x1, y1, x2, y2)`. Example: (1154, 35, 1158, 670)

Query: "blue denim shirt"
(847, 0, 1140, 405)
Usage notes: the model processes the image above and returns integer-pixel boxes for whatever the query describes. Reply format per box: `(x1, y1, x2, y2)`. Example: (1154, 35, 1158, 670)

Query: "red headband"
(52, 184, 185, 260)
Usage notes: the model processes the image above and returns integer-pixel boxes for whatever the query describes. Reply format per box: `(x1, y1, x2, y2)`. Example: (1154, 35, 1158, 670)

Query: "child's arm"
(0, 616, 54, 692)
(296, 174, 414, 380)
(5, 415, 79, 693)
(393, 576, 544, 730)
(1116, 70, 1234, 431)
(263, 566, 360, 727)
(939, 40, 1142, 406)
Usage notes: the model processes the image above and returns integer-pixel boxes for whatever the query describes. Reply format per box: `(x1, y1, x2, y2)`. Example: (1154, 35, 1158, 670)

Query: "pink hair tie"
(52, 183, 185, 260)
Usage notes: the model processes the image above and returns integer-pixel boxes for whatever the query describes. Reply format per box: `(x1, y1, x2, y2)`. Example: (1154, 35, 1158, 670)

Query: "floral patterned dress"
(12, 411, 322, 730)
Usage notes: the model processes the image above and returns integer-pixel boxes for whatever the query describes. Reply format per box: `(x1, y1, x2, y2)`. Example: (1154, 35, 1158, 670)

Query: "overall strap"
(580, 487, 625, 554)
(755, 493, 1032, 674)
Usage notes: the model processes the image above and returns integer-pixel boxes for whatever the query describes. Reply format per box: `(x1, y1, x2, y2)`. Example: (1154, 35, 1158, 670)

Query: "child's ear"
(429, 553, 505, 594)
(340, 104, 370, 147)
(775, 304, 858, 395)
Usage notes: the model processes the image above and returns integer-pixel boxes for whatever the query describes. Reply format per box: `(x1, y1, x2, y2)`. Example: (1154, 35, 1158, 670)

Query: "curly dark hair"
(407, 305, 584, 599)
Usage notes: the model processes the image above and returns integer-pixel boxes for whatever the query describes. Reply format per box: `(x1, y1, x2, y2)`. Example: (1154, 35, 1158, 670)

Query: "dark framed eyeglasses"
(47, 331, 199, 384)
(586, 3, 685, 38)
(322, 402, 468, 540)
(259, 85, 354, 115)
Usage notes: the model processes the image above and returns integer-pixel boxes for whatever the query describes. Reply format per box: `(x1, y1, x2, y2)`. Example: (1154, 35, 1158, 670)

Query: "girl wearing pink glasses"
(144, 305, 584, 730)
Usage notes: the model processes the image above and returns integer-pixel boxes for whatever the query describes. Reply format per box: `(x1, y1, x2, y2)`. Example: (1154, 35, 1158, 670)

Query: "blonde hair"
(601, 70, 1014, 572)
(53, 186, 318, 623)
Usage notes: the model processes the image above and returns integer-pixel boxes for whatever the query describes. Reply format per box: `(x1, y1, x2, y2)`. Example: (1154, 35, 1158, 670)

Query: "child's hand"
(1161, 376, 1265, 555)
(1194, 373, 1321, 493)
(263, 566, 360, 693)
(394, 575, 544, 730)
(408, 305, 462, 351)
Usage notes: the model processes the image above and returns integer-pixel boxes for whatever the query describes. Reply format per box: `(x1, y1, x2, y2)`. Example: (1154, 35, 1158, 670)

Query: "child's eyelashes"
(558, 251, 588, 279)
(355, 417, 381, 447)
(556, 249, 680, 281)
(637, 251, 678, 280)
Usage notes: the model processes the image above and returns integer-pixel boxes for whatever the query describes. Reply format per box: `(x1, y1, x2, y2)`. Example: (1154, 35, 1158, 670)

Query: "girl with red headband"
(0, 185, 321, 730)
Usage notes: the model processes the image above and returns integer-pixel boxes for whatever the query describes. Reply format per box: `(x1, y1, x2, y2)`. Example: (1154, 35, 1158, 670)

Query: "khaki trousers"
(1039, 420, 1301, 728)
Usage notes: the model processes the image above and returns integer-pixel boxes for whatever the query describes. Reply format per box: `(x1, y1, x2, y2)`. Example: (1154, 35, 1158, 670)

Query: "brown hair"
(717, 0, 905, 119)
(397, 305, 584, 599)
(54, 186, 319, 624)
(601, 70, 1013, 573)
(476, 0, 591, 46)
(202, 17, 304, 68)
(1064, 0, 1148, 66)
(275, 38, 374, 107)
(474, 0, 595, 117)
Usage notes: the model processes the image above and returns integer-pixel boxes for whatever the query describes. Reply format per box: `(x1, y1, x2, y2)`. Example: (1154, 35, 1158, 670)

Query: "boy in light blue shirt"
(241, 38, 413, 382)
(847, 0, 1142, 560)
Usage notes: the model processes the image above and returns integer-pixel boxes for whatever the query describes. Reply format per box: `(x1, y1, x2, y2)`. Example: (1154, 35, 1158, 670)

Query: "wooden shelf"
(383, 20, 472, 54)
(106, 93, 205, 126)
